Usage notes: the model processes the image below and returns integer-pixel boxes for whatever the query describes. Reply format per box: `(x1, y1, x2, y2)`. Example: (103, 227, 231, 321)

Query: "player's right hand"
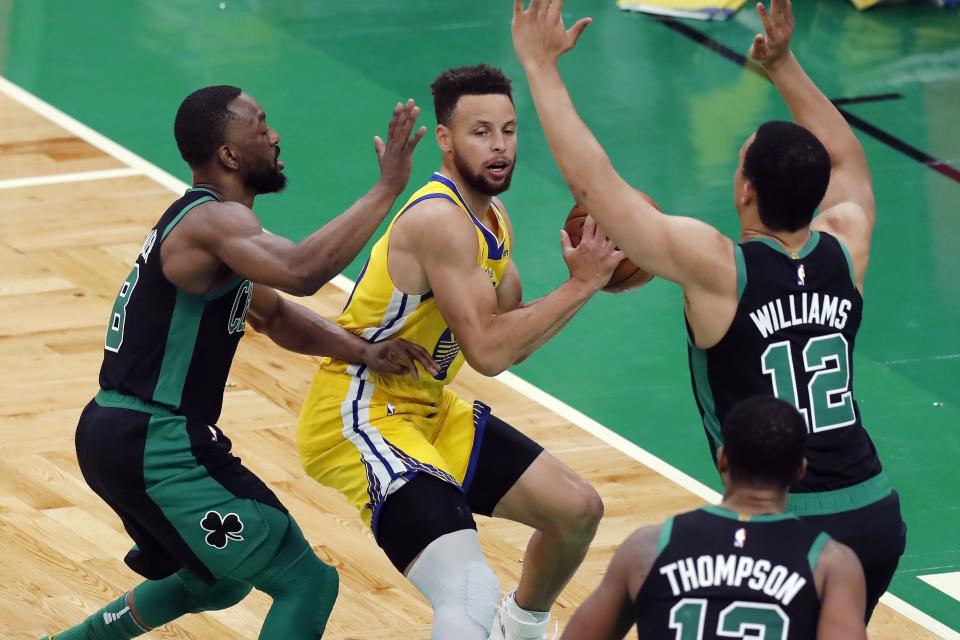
(561, 215, 624, 291)
(512, 0, 593, 71)
(748, 0, 794, 67)
(374, 99, 427, 196)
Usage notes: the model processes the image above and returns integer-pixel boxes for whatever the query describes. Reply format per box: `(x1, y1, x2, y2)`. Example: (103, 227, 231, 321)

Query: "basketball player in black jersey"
(562, 396, 867, 640)
(42, 87, 437, 640)
(513, 0, 906, 620)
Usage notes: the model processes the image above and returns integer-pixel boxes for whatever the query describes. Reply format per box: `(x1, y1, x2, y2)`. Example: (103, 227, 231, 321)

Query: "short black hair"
(742, 121, 831, 232)
(721, 396, 806, 488)
(174, 85, 243, 167)
(430, 64, 513, 126)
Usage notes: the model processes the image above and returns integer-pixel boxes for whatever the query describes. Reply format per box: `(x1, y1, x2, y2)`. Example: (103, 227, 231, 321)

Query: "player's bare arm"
(750, 0, 874, 289)
(162, 100, 426, 297)
(246, 285, 438, 379)
(561, 525, 660, 640)
(394, 197, 620, 376)
(511, 0, 738, 346)
(813, 539, 868, 640)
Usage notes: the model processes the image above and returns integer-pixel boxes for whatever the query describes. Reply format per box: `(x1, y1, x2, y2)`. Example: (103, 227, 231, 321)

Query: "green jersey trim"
(95, 389, 174, 416)
(160, 195, 216, 241)
(746, 231, 821, 259)
(152, 290, 206, 409)
(206, 276, 247, 300)
(186, 187, 223, 200)
(656, 517, 674, 555)
(835, 237, 857, 287)
(807, 531, 831, 573)
(734, 244, 747, 300)
(701, 505, 798, 523)
(787, 471, 892, 516)
(689, 345, 722, 449)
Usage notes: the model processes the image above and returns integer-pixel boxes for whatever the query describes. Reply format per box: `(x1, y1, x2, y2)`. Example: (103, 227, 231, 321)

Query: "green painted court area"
(3, 0, 958, 632)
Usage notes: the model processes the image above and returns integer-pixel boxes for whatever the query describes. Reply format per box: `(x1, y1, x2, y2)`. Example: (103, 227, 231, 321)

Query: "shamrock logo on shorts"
(200, 510, 245, 549)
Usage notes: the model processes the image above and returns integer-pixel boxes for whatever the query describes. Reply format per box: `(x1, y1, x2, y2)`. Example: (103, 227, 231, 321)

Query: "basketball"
(563, 198, 656, 293)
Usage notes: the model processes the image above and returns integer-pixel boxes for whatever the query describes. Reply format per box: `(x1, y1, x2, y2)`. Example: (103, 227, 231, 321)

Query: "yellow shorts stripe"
(299, 366, 484, 529)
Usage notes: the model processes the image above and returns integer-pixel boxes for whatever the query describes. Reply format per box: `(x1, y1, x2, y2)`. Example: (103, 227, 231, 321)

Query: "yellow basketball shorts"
(297, 364, 490, 531)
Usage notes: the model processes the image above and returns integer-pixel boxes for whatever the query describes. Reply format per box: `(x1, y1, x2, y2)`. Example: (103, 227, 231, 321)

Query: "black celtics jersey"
(687, 232, 886, 510)
(635, 507, 828, 640)
(99, 188, 253, 425)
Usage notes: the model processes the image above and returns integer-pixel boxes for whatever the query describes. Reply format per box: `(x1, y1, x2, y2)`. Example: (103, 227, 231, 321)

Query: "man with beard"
(42, 85, 436, 640)
(297, 64, 621, 640)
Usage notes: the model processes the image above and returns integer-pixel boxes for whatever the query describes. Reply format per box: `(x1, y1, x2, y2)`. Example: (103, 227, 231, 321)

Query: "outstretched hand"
(512, 0, 592, 71)
(374, 99, 427, 196)
(363, 338, 440, 380)
(748, 0, 795, 67)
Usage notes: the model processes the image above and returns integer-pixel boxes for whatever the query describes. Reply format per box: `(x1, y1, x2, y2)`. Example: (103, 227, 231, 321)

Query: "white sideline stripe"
(883, 593, 960, 640)
(919, 572, 960, 603)
(1, 73, 955, 640)
(0, 76, 189, 194)
(0, 167, 143, 190)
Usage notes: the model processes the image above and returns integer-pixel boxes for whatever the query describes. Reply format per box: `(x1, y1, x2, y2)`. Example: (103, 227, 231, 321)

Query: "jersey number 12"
(761, 333, 856, 433)
(670, 598, 788, 640)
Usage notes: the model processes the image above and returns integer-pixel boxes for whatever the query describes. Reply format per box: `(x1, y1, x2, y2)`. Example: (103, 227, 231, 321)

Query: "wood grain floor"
(0, 91, 939, 639)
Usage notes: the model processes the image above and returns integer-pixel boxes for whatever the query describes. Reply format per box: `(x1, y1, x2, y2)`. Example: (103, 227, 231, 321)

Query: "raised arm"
(165, 101, 426, 296)
(510, 0, 734, 294)
(750, 0, 874, 284)
(814, 539, 868, 640)
(408, 200, 620, 377)
(247, 285, 438, 378)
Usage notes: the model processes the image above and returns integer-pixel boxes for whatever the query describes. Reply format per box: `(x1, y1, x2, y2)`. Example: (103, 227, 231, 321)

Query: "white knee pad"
(407, 529, 501, 640)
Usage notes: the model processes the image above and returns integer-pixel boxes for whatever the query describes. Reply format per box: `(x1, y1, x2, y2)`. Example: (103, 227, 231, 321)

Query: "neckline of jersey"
(701, 504, 798, 523)
(186, 186, 224, 202)
(430, 172, 506, 250)
(744, 230, 820, 259)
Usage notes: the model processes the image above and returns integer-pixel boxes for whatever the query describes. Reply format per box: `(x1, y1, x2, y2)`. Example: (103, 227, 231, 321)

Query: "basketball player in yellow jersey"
(298, 64, 623, 640)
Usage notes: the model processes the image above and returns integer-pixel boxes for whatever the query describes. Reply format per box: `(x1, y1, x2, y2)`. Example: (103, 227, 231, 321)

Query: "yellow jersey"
(320, 172, 512, 404)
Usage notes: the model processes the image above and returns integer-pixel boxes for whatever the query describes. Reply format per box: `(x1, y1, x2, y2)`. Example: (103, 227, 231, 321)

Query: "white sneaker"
(488, 591, 553, 640)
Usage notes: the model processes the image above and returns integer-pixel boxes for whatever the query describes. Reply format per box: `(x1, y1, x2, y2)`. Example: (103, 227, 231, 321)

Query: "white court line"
(0, 167, 143, 190)
(920, 572, 960, 602)
(1, 73, 956, 640)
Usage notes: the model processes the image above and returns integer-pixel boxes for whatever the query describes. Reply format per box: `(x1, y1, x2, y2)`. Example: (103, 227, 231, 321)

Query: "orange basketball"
(563, 198, 656, 293)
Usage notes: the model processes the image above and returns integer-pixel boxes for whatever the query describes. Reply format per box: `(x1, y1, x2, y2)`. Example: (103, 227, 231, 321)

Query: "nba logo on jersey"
(797, 264, 806, 286)
(734, 527, 747, 548)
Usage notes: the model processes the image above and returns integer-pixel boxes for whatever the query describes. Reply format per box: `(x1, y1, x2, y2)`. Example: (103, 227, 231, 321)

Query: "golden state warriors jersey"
(321, 173, 512, 404)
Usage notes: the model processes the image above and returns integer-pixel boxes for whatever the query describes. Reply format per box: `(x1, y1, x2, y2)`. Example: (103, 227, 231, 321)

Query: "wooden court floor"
(0, 89, 944, 639)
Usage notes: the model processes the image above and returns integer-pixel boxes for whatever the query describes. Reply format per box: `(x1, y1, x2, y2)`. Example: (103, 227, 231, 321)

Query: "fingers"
(560, 228, 572, 251)
(373, 135, 385, 158)
(530, 0, 546, 18)
(756, 2, 773, 33)
(514, 0, 524, 16)
(582, 215, 598, 241)
(382, 100, 423, 156)
(407, 125, 427, 153)
(389, 102, 402, 140)
(377, 347, 415, 378)
(568, 17, 592, 45)
(406, 343, 439, 377)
